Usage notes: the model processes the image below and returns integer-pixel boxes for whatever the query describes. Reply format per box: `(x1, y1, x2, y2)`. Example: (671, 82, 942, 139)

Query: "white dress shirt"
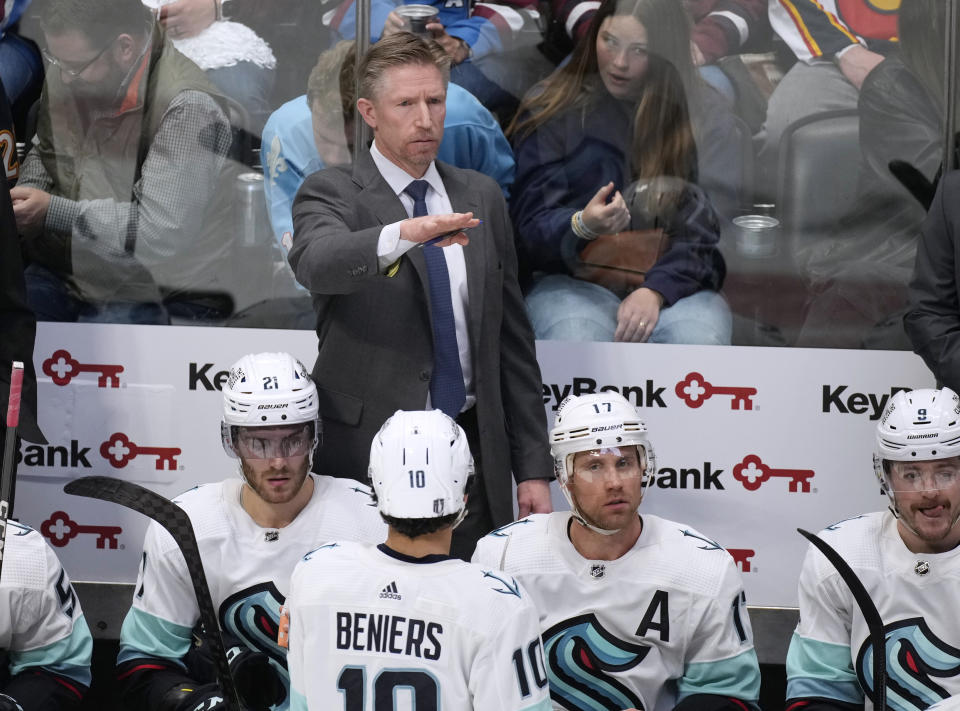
(370, 142, 475, 411)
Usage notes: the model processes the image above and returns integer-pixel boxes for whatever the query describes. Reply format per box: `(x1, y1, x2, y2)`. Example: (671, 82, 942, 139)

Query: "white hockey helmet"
(220, 352, 320, 459)
(874, 388, 960, 513)
(550, 393, 655, 533)
(368, 410, 474, 521)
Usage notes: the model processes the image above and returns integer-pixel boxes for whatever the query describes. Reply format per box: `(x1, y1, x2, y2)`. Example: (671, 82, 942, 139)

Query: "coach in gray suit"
(289, 33, 552, 558)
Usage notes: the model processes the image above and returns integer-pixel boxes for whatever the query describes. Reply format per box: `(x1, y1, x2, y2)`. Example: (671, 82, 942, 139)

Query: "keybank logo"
(542, 377, 667, 411)
(42, 349, 124, 388)
(16, 440, 91, 468)
(822, 385, 911, 420)
(651, 463, 725, 490)
(188, 362, 231, 391)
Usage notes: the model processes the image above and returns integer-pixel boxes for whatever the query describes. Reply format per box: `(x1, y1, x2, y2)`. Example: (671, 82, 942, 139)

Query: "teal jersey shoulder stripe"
(786, 632, 863, 704)
(678, 648, 761, 702)
(9, 616, 93, 686)
(117, 606, 193, 665)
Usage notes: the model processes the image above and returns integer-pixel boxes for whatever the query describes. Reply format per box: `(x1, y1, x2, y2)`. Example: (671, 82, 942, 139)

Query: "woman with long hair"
(508, 0, 736, 343)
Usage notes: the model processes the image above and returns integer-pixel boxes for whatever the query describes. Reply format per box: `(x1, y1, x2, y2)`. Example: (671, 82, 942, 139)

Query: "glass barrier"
(3, 0, 953, 350)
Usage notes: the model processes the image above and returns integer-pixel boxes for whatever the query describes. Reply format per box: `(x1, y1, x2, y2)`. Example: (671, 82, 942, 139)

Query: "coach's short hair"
(358, 32, 450, 101)
(40, 0, 152, 47)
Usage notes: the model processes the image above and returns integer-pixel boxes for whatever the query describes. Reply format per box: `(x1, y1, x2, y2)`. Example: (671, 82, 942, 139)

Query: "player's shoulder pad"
(818, 512, 878, 540)
(473, 515, 540, 562)
(170, 481, 218, 510)
(806, 510, 884, 574)
(151, 481, 229, 549)
(487, 514, 542, 539)
(2, 523, 59, 588)
(320, 475, 377, 504)
(300, 540, 356, 563)
(642, 517, 743, 596)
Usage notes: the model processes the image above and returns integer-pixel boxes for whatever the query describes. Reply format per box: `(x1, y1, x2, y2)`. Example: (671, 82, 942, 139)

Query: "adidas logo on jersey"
(379, 582, 402, 600)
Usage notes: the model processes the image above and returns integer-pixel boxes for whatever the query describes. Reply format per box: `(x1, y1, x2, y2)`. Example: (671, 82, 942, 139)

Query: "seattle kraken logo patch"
(855, 617, 960, 710)
(220, 582, 287, 669)
(542, 613, 649, 710)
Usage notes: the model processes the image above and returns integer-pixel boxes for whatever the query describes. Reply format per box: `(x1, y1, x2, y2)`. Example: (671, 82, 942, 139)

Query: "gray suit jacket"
(289, 149, 551, 527)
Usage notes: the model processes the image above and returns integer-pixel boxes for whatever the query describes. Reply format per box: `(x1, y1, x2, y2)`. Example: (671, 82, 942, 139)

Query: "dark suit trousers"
(450, 405, 495, 561)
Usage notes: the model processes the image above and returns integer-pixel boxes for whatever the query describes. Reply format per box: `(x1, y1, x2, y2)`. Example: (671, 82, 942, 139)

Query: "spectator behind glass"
(330, 0, 552, 122)
(261, 39, 515, 254)
(542, 0, 768, 104)
(508, 0, 731, 345)
(757, 0, 899, 196)
(12, 0, 237, 324)
(794, 0, 952, 350)
(141, 0, 275, 132)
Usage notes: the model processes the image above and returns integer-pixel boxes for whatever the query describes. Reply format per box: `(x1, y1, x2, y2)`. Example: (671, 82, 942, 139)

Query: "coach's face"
(357, 61, 446, 178)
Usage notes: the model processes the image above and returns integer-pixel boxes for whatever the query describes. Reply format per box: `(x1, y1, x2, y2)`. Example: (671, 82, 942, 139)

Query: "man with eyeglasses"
(787, 387, 960, 711)
(116, 352, 386, 711)
(11, 0, 237, 324)
(472, 392, 761, 711)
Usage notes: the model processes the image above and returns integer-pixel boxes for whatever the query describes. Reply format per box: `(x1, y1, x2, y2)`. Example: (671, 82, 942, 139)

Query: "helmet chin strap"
(561, 484, 623, 536)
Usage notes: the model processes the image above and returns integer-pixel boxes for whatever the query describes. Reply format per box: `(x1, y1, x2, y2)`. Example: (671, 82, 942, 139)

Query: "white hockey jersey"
(787, 511, 960, 711)
(118, 474, 387, 711)
(285, 541, 553, 711)
(472, 513, 761, 711)
(0, 522, 92, 689)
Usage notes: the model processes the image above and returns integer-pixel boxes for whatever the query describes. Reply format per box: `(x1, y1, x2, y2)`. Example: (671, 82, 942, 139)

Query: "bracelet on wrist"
(571, 210, 599, 241)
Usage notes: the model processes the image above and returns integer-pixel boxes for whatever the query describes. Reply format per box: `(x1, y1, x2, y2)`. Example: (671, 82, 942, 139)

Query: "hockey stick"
(64, 476, 243, 711)
(798, 528, 886, 711)
(0, 361, 24, 579)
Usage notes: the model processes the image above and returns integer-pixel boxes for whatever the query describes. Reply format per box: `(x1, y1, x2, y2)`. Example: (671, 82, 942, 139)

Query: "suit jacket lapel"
(353, 149, 430, 289)
(440, 162, 485, 348)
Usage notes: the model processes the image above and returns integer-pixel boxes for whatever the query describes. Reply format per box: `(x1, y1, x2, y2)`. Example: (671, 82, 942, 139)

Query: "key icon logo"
(733, 454, 814, 492)
(100, 433, 181, 470)
(675, 372, 756, 410)
(42, 349, 124, 388)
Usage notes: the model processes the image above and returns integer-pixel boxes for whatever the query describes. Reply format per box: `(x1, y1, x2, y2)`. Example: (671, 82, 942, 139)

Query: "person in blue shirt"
(261, 39, 515, 253)
(325, 0, 550, 119)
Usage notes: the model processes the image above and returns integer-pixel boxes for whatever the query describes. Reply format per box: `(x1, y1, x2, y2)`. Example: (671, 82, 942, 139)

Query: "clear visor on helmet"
(885, 459, 960, 493)
(233, 422, 314, 460)
(569, 446, 645, 483)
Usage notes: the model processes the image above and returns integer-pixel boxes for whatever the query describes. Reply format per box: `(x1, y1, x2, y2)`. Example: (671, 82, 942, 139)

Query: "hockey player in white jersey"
(116, 352, 386, 711)
(0, 522, 92, 710)
(283, 409, 552, 710)
(473, 392, 761, 711)
(787, 387, 960, 711)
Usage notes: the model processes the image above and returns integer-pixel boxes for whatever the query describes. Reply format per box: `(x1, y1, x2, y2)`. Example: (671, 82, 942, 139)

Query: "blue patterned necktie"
(404, 180, 466, 418)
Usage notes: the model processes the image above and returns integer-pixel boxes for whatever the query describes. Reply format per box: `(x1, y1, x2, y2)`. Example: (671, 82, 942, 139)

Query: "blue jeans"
(24, 263, 170, 324)
(0, 33, 43, 106)
(525, 274, 732, 344)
